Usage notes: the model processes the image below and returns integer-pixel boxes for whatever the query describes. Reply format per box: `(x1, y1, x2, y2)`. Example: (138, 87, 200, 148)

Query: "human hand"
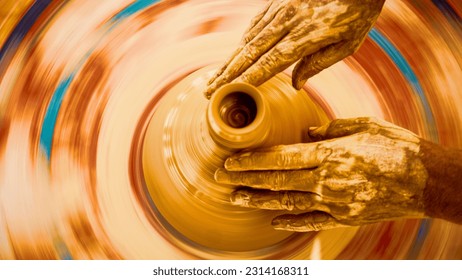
(215, 117, 428, 231)
(204, 0, 386, 98)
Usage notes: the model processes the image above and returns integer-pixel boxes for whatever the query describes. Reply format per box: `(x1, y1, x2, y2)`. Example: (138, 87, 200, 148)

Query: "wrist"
(419, 139, 462, 224)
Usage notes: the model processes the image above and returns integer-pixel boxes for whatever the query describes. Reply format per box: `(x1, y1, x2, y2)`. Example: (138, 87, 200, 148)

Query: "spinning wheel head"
(141, 66, 328, 258)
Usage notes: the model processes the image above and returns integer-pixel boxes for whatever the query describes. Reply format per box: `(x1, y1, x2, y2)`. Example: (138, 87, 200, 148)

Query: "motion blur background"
(0, 0, 461, 259)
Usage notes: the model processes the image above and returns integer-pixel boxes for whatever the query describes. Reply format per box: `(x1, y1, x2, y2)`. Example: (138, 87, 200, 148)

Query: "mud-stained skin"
(204, 0, 386, 98)
(215, 117, 462, 232)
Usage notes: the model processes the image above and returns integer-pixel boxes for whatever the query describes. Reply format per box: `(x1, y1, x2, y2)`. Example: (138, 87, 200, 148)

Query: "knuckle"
(273, 171, 286, 189)
(280, 191, 295, 211)
(304, 222, 324, 231)
(275, 151, 291, 167)
(236, 73, 250, 83)
(243, 33, 253, 44)
(281, 5, 297, 22)
(243, 45, 259, 63)
(262, 52, 279, 68)
(239, 171, 251, 185)
(315, 144, 333, 163)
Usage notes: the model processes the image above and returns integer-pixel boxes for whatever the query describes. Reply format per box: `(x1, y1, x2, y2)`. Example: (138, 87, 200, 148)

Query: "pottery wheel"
(141, 66, 327, 257)
(1, 0, 461, 259)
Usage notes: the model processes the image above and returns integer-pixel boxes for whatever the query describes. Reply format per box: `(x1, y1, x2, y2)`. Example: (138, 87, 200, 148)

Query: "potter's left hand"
(204, 0, 385, 98)
(215, 117, 428, 231)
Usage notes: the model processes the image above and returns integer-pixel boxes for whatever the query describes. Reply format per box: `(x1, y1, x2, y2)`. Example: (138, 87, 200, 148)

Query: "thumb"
(292, 54, 319, 90)
(292, 41, 353, 90)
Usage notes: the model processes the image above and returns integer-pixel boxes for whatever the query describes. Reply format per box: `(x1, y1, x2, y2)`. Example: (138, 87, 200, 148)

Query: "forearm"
(419, 139, 462, 224)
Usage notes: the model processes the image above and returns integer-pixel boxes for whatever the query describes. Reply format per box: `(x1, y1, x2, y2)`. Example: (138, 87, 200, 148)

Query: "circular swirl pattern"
(141, 67, 326, 258)
(0, 0, 461, 259)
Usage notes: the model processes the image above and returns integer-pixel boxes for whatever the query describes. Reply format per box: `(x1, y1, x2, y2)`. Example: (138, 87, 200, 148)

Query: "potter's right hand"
(204, 0, 385, 99)
(215, 117, 429, 231)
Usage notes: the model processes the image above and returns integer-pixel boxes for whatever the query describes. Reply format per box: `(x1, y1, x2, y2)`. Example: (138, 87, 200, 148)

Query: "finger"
(272, 211, 346, 232)
(205, 4, 301, 98)
(238, 0, 286, 46)
(307, 117, 400, 141)
(216, 167, 364, 203)
(235, 22, 343, 87)
(230, 188, 326, 211)
(223, 143, 332, 171)
(292, 41, 353, 90)
(245, 0, 276, 35)
(205, 1, 276, 90)
(308, 118, 367, 141)
(215, 168, 319, 191)
(205, 1, 284, 98)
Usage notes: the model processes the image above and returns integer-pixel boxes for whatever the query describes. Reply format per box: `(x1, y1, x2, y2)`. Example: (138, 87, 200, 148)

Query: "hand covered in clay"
(215, 117, 428, 231)
(204, 0, 385, 98)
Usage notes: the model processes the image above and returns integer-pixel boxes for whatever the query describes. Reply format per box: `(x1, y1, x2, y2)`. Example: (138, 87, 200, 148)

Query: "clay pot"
(207, 82, 270, 149)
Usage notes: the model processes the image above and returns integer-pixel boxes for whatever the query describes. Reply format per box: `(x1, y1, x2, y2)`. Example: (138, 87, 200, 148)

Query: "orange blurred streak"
(0, 0, 35, 48)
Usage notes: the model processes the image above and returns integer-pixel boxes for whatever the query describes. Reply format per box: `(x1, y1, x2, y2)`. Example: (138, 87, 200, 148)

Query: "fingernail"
(308, 126, 321, 135)
(271, 218, 287, 230)
(307, 126, 326, 140)
(230, 191, 250, 206)
(308, 126, 318, 132)
(214, 168, 229, 183)
(224, 154, 251, 170)
(307, 127, 318, 141)
(294, 80, 305, 91)
(224, 157, 239, 169)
